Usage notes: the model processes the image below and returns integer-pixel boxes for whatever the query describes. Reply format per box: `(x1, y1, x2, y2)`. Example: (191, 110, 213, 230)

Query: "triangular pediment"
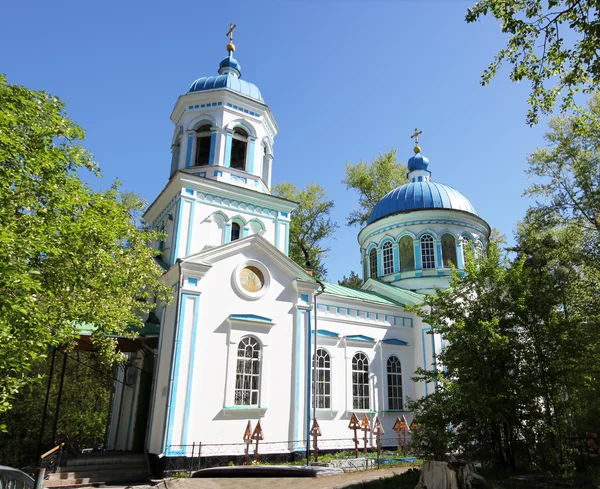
(183, 234, 317, 283)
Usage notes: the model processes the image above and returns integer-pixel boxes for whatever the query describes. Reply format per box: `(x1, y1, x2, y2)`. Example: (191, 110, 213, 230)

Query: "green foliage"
(342, 149, 408, 227)
(0, 75, 171, 428)
(273, 182, 338, 279)
(466, 0, 600, 125)
(338, 271, 364, 288)
(0, 351, 113, 467)
(409, 97, 600, 471)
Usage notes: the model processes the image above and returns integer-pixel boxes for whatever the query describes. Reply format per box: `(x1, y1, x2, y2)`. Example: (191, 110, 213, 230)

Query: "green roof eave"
(321, 282, 404, 307)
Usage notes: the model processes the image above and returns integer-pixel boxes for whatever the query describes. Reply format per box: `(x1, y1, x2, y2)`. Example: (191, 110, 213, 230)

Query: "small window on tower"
(195, 124, 212, 166)
(231, 222, 241, 241)
(230, 128, 248, 170)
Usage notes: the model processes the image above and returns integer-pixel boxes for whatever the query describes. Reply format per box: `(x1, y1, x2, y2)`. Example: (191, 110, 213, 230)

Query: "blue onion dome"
(188, 53, 263, 102)
(367, 151, 478, 225)
(407, 153, 430, 172)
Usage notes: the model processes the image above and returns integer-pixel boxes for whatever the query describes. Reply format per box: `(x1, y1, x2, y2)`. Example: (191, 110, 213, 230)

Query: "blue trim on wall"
(185, 199, 195, 257)
(187, 278, 198, 286)
(274, 219, 280, 251)
(435, 241, 443, 268)
(382, 338, 408, 346)
(224, 131, 233, 168)
(185, 133, 194, 168)
(247, 138, 256, 174)
(414, 241, 421, 270)
(315, 329, 339, 337)
(242, 226, 249, 238)
(393, 244, 400, 273)
(300, 294, 309, 302)
(161, 282, 179, 453)
(305, 311, 312, 451)
(230, 314, 272, 323)
(165, 292, 200, 455)
(172, 198, 193, 261)
(294, 310, 303, 449)
(170, 198, 182, 264)
(208, 131, 217, 166)
(319, 303, 413, 328)
(182, 294, 200, 446)
(224, 223, 232, 244)
(377, 249, 382, 277)
(283, 221, 290, 256)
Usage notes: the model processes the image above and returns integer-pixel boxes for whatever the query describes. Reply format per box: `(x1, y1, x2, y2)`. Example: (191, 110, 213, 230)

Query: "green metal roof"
(321, 282, 404, 307)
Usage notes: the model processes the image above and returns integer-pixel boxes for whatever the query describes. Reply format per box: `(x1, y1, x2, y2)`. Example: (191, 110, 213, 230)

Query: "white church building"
(106, 33, 490, 462)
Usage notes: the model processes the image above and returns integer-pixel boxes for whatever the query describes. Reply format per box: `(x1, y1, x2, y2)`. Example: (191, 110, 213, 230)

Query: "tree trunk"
(415, 461, 488, 489)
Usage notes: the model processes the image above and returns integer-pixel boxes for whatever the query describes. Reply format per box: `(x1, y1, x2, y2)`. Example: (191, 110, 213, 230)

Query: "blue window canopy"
(346, 334, 375, 342)
(382, 338, 409, 346)
(229, 314, 272, 323)
(312, 329, 340, 338)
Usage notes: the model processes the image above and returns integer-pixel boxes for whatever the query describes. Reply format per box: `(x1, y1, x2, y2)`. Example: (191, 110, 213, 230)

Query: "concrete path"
(132, 466, 412, 489)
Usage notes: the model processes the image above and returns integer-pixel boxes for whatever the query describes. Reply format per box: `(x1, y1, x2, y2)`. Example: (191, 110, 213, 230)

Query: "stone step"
(64, 454, 145, 467)
(55, 462, 147, 474)
(46, 468, 148, 482)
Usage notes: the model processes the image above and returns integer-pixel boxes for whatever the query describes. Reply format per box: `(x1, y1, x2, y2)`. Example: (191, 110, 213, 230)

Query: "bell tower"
(144, 26, 294, 267)
(168, 24, 277, 193)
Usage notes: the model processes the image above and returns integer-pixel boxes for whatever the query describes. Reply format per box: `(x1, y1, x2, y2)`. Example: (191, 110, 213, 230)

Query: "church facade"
(106, 34, 490, 459)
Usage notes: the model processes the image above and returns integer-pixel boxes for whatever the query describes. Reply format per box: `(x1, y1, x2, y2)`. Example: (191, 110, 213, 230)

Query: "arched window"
(230, 128, 248, 170)
(441, 234, 457, 268)
(368, 248, 378, 278)
(234, 336, 261, 406)
(231, 222, 241, 241)
(420, 234, 435, 269)
(352, 352, 370, 410)
(461, 236, 471, 267)
(313, 348, 331, 409)
(382, 241, 394, 275)
(262, 143, 270, 183)
(475, 241, 485, 260)
(399, 236, 415, 271)
(387, 355, 403, 410)
(195, 124, 212, 166)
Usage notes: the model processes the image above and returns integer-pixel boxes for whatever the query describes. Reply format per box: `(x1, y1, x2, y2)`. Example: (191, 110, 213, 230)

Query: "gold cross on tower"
(227, 23, 237, 43)
(411, 128, 423, 153)
(226, 23, 237, 52)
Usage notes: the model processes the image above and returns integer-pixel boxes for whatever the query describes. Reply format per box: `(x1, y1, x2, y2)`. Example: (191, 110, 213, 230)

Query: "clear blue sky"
(2, 0, 549, 282)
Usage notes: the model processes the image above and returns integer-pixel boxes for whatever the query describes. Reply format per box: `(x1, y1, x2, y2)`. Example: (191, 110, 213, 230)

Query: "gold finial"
(226, 23, 237, 53)
(410, 127, 423, 153)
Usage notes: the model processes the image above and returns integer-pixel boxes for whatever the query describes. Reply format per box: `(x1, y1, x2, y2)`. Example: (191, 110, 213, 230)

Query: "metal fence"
(163, 437, 417, 477)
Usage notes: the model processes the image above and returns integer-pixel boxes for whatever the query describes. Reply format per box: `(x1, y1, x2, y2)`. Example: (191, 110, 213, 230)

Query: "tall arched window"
(234, 336, 261, 406)
(382, 241, 394, 275)
(230, 128, 248, 170)
(475, 241, 485, 260)
(420, 234, 435, 269)
(352, 352, 370, 410)
(195, 124, 212, 166)
(387, 356, 403, 410)
(369, 248, 378, 278)
(441, 234, 457, 268)
(399, 236, 415, 271)
(313, 348, 331, 409)
(461, 236, 472, 267)
(231, 222, 241, 241)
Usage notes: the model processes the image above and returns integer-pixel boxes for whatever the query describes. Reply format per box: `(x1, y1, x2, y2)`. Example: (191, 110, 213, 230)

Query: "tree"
(342, 149, 408, 227)
(466, 0, 600, 125)
(0, 75, 170, 429)
(273, 182, 338, 279)
(338, 271, 364, 288)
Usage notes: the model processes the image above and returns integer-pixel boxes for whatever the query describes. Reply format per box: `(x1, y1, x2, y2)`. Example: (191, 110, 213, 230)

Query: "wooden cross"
(393, 416, 410, 456)
(243, 420, 252, 465)
(348, 413, 361, 457)
(226, 23, 237, 43)
(361, 414, 371, 455)
(251, 420, 264, 463)
(410, 128, 423, 146)
(372, 415, 385, 457)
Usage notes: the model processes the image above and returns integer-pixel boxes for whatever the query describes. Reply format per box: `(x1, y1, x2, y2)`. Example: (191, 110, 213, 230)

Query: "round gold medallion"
(240, 266, 264, 293)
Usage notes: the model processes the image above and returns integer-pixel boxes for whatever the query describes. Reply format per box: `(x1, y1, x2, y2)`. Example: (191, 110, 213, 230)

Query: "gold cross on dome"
(410, 128, 423, 145)
(226, 23, 237, 43)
